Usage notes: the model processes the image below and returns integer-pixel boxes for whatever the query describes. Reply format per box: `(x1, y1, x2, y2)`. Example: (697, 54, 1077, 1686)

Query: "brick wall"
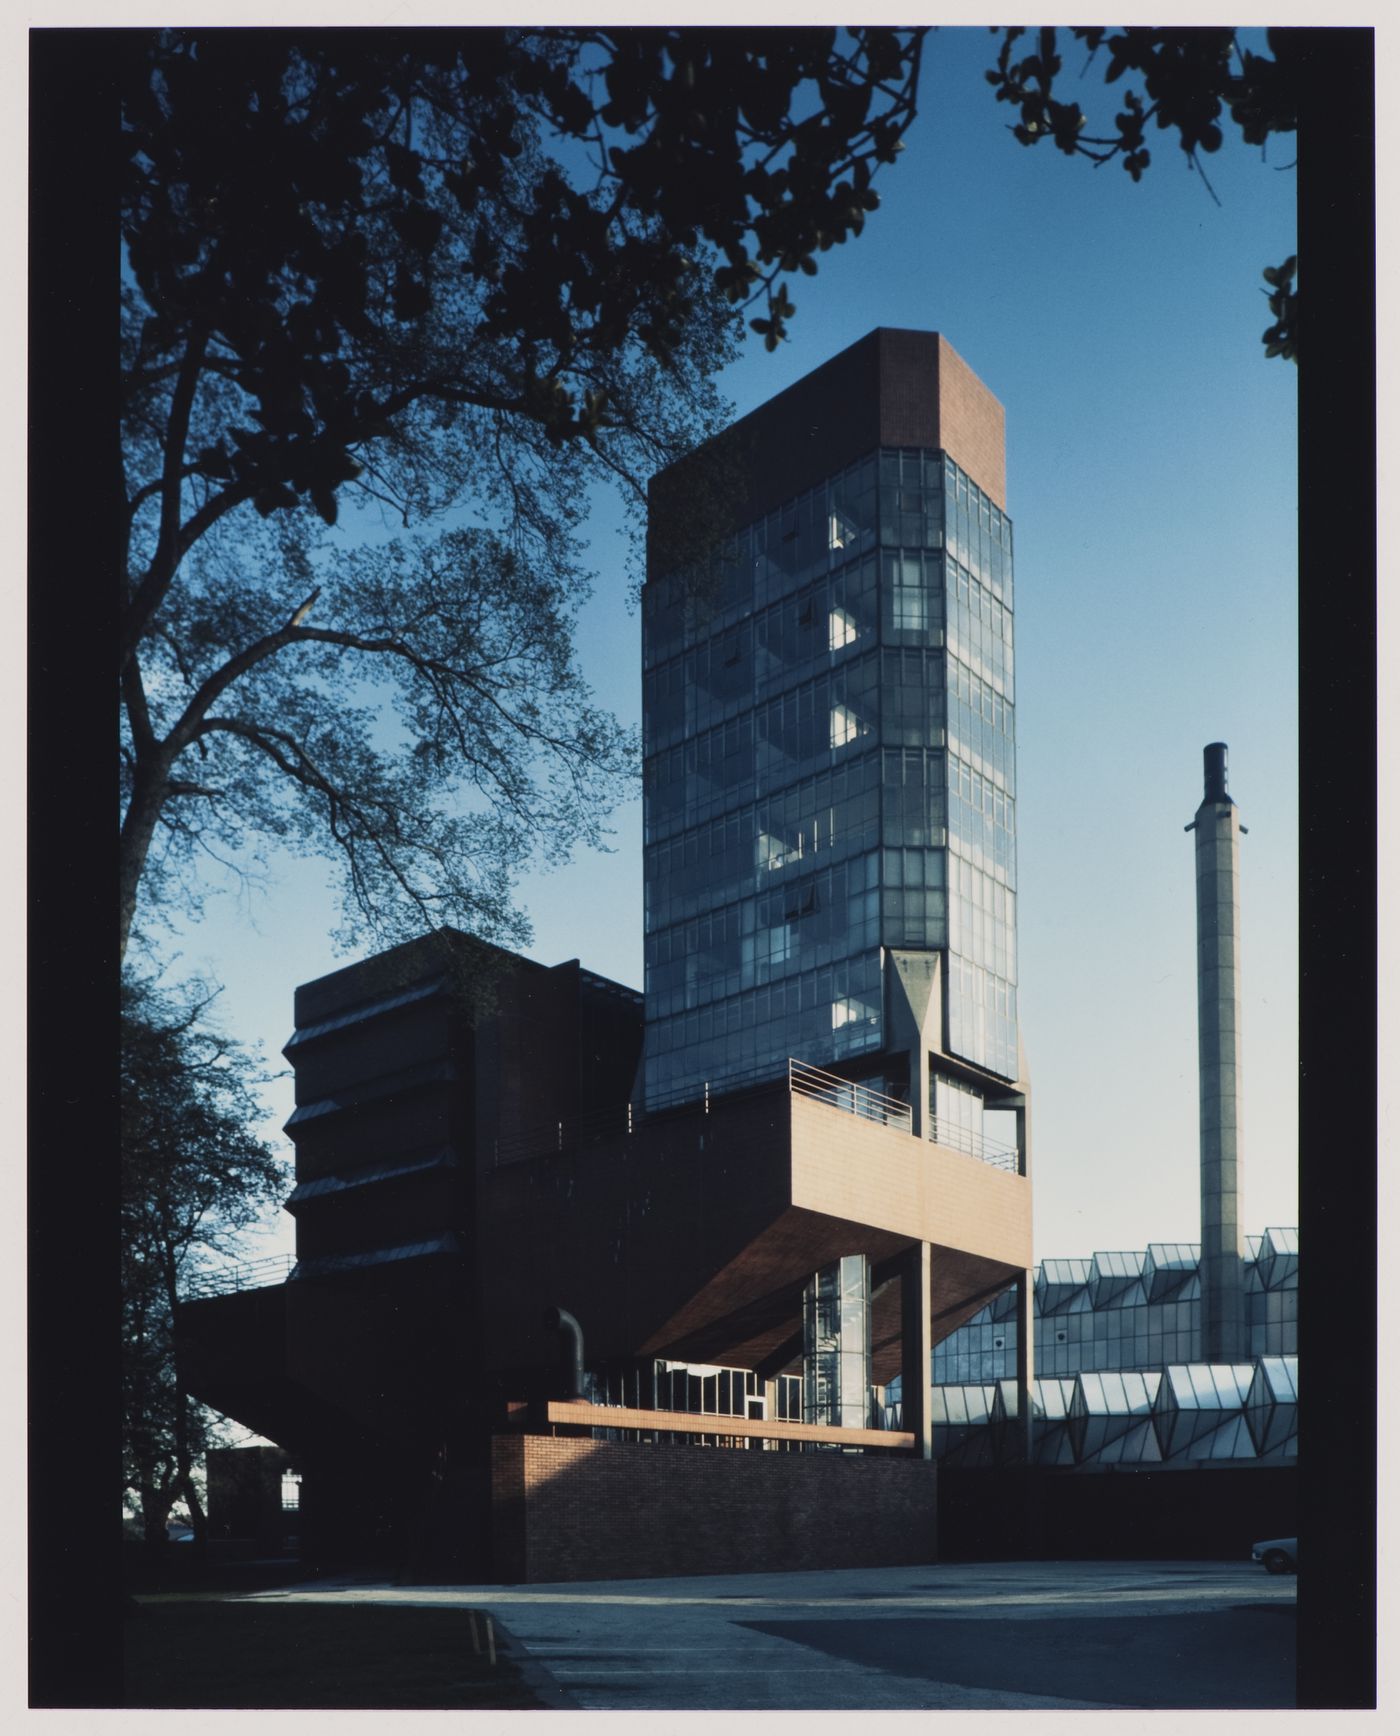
(934, 335, 1007, 508)
(491, 1433, 937, 1583)
(646, 327, 1010, 564)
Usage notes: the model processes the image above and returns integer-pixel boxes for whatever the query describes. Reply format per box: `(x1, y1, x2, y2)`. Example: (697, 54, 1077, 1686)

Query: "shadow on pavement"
(738, 1606, 1295, 1710)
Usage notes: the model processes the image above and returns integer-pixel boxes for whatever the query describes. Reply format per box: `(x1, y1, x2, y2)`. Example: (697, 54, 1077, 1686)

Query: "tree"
(985, 26, 1298, 360)
(121, 974, 286, 1560)
(120, 28, 926, 961)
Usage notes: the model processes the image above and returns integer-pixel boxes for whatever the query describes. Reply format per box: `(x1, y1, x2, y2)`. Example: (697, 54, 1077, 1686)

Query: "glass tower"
(642, 333, 1020, 1146)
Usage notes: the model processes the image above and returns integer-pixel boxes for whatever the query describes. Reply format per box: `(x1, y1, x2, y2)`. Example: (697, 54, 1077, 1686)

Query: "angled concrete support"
(901, 1240, 933, 1459)
(885, 950, 941, 1136)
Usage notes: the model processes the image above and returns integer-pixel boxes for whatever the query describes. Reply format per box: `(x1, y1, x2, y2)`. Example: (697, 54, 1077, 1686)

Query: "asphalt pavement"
(247, 1558, 1296, 1711)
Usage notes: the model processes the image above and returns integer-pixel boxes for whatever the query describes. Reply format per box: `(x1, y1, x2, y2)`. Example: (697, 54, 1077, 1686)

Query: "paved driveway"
(249, 1559, 1295, 1710)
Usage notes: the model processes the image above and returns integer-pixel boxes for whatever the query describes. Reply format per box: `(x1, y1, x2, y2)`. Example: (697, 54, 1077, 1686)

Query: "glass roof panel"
(1263, 1355, 1298, 1401)
(1192, 1415, 1256, 1460)
(1092, 1250, 1147, 1279)
(1167, 1365, 1205, 1410)
(1147, 1242, 1200, 1269)
(1095, 1420, 1162, 1465)
(1040, 1258, 1092, 1286)
(939, 1388, 966, 1424)
(1033, 1378, 1077, 1419)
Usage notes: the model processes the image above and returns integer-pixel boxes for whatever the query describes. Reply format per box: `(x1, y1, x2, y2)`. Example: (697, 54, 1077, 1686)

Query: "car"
(1251, 1536, 1298, 1574)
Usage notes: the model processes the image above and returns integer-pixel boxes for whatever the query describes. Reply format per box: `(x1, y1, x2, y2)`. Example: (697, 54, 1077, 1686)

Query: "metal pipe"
(1203, 741, 1232, 805)
(543, 1304, 586, 1400)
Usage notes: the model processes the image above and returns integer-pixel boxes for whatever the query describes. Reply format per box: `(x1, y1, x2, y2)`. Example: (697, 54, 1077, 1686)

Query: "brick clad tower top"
(648, 329, 1006, 577)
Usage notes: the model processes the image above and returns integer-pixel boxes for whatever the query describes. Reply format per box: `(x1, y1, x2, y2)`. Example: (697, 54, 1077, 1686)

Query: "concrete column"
(1188, 742, 1247, 1362)
(1013, 1030, 1033, 1179)
(1015, 1268, 1035, 1464)
(901, 1241, 933, 1459)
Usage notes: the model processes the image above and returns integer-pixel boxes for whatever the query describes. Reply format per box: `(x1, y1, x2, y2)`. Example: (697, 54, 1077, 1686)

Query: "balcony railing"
(181, 1252, 296, 1300)
(545, 1398, 914, 1452)
(494, 1058, 918, 1165)
(786, 1059, 913, 1132)
(490, 1060, 1022, 1173)
(927, 1118, 1020, 1174)
(492, 1102, 637, 1167)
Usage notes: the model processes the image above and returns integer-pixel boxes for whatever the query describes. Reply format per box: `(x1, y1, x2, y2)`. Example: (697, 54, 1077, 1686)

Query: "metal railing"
(643, 1055, 794, 1115)
(492, 1101, 636, 1167)
(787, 1059, 914, 1132)
(545, 1398, 914, 1452)
(494, 1058, 914, 1166)
(181, 1252, 296, 1300)
(928, 1117, 1020, 1174)
(488, 1060, 1020, 1174)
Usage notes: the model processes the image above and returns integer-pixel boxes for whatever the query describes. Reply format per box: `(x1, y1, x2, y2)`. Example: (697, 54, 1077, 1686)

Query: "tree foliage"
(985, 26, 1298, 360)
(121, 974, 286, 1555)
(120, 28, 925, 959)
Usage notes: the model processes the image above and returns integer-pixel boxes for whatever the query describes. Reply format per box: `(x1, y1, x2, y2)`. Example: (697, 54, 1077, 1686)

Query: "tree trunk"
(139, 1483, 171, 1575)
(119, 759, 171, 962)
(164, 1257, 210, 1563)
(178, 1465, 210, 1562)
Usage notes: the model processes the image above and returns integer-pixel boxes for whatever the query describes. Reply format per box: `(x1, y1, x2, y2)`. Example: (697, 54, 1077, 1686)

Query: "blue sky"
(139, 26, 1299, 1265)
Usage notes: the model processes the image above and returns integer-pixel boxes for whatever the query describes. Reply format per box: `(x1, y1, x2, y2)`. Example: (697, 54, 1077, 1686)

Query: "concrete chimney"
(1186, 743, 1247, 1361)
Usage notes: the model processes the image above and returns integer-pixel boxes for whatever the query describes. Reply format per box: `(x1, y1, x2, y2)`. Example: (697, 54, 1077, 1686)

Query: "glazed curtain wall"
(643, 447, 1018, 1105)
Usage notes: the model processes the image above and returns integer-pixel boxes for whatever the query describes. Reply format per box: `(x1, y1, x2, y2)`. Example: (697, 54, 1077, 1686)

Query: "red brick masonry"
(490, 1433, 937, 1583)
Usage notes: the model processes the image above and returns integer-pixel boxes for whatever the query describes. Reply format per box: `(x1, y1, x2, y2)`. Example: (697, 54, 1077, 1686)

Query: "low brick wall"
(490, 1433, 937, 1583)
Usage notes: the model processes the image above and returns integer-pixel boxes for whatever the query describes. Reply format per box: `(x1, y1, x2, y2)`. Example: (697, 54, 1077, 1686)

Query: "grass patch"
(123, 1597, 546, 1709)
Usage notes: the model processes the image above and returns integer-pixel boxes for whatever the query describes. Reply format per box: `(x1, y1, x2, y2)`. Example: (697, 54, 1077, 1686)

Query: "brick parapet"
(934, 335, 1006, 507)
(647, 328, 1008, 575)
(490, 1432, 937, 1583)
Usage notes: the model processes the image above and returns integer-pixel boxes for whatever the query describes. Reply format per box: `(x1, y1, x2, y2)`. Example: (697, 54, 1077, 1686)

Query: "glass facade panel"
(937, 1237, 1296, 1389)
(644, 446, 1019, 1106)
(930, 1364, 1289, 1469)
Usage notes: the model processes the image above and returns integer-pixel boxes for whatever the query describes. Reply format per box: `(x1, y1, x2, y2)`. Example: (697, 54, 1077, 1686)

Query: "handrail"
(545, 1398, 914, 1451)
(180, 1252, 296, 1300)
(928, 1117, 1019, 1173)
(493, 1101, 635, 1167)
(491, 1058, 1022, 1172)
(787, 1059, 914, 1132)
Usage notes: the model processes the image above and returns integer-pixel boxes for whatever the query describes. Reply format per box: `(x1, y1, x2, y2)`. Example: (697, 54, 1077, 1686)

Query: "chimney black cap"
(1202, 742, 1233, 805)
